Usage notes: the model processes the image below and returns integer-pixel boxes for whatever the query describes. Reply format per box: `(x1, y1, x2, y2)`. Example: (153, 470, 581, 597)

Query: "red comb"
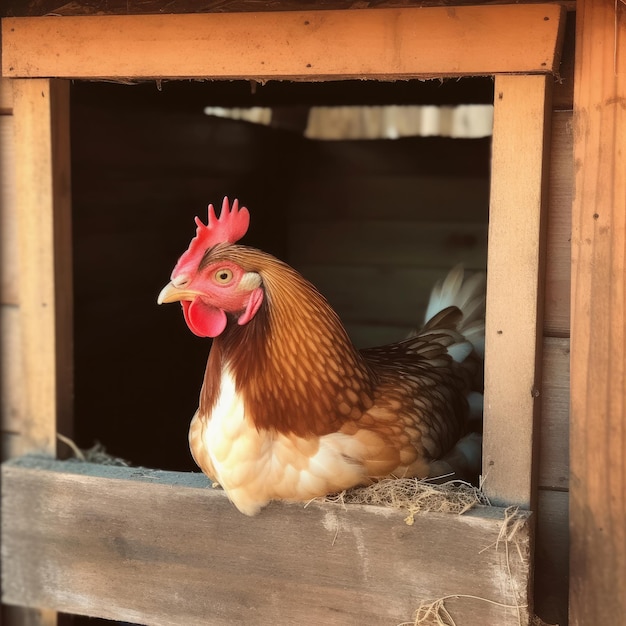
(173, 197, 250, 275)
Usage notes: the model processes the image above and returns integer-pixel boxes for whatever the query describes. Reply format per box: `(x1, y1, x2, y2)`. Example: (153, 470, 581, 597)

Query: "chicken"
(158, 198, 485, 516)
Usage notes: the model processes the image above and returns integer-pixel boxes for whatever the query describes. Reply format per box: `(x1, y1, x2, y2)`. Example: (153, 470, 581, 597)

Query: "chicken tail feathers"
(424, 265, 486, 359)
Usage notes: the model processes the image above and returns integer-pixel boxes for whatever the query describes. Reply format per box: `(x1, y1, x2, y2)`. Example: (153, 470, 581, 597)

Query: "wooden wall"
(1, 68, 571, 623)
(0, 78, 22, 460)
(289, 136, 490, 347)
(531, 15, 574, 624)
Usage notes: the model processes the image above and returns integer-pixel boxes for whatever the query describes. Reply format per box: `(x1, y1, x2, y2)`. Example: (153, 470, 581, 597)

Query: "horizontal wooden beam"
(0, 0, 578, 18)
(2, 456, 533, 626)
(2, 5, 565, 80)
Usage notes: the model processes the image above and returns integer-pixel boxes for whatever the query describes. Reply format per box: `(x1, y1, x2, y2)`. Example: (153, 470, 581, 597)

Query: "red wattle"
(182, 298, 227, 338)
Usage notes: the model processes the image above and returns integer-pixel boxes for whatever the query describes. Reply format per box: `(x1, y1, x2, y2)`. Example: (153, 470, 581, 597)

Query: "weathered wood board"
(12, 79, 73, 455)
(2, 456, 533, 626)
(483, 74, 552, 509)
(544, 110, 572, 338)
(570, 0, 626, 622)
(534, 489, 569, 626)
(538, 337, 570, 490)
(0, 115, 18, 306)
(290, 221, 488, 270)
(0, 78, 13, 112)
(1, 306, 23, 435)
(2, 5, 565, 80)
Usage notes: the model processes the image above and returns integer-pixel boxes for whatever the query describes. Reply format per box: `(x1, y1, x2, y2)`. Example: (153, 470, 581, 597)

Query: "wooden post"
(12, 78, 73, 455)
(6, 79, 73, 626)
(570, 0, 626, 624)
(483, 74, 552, 509)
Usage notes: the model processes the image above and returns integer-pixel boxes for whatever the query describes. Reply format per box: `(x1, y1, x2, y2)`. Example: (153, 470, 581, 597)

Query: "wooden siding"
(534, 104, 572, 626)
(570, 0, 626, 623)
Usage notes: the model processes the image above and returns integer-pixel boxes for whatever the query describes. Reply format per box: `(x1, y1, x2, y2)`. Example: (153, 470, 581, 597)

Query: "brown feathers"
(198, 245, 480, 479)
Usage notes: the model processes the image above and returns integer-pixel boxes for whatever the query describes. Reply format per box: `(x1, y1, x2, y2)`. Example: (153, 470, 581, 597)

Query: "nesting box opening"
(70, 78, 492, 473)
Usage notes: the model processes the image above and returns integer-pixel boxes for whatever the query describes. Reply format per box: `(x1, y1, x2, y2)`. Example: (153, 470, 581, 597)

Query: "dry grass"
(322, 476, 490, 525)
(57, 433, 129, 466)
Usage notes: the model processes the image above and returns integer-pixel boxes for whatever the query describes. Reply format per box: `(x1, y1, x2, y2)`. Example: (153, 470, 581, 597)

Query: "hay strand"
(322, 477, 489, 525)
(403, 506, 530, 626)
(57, 433, 130, 466)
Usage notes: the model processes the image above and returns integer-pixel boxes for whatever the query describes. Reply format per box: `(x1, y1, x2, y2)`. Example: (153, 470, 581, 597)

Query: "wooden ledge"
(1, 5, 565, 80)
(2, 456, 532, 625)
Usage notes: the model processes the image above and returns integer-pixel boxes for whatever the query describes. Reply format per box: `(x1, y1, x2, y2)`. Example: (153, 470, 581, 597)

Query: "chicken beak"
(157, 282, 199, 304)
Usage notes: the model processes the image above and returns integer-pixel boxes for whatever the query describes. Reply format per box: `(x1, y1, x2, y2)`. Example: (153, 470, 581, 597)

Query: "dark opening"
(70, 78, 493, 473)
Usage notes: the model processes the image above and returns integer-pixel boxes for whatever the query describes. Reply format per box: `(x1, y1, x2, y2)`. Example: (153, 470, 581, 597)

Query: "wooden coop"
(0, 2, 624, 626)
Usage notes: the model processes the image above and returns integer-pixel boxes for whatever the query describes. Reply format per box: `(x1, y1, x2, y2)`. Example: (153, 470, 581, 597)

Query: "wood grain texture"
(534, 489, 569, 626)
(544, 110, 572, 338)
(1, 305, 23, 435)
(570, 0, 626, 623)
(2, 5, 565, 80)
(12, 79, 73, 454)
(0, 607, 58, 626)
(482, 75, 552, 509)
(297, 266, 481, 333)
(538, 337, 569, 490)
(290, 174, 491, 223)
(1, 115, 18, 305)
(552, 10, 576, 111)
(2, 456, 533, 626)
(290, 221, 488, 269)
(0, 0, 578, 18)
(0, 77, 14, 112)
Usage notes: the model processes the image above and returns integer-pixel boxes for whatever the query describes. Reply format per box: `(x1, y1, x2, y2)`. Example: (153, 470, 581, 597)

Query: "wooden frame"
(483, 74, 552, 508)
(2, 5, 564, 80)
(1, 5, 566, 625)
(12, 79, 73, 457)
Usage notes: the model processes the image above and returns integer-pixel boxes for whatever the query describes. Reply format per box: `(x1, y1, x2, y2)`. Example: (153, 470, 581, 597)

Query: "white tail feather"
(424, 265, 486, 359)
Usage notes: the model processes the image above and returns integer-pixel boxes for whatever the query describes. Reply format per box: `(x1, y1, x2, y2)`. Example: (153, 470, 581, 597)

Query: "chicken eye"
(214, 268, 234, 284)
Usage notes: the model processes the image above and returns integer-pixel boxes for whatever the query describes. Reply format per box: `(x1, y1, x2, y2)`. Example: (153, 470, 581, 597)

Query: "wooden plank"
(538, 337, 569, 490)
(291, 175, 490, 223)
(0, 77, 14, 112)
(12, 79, 73, 454)
(289, 221, 488, 269)
(1, 305, 23, 435)
(296, 265, 460, 330)
(1, 432, 23, 460)
(2, 5, 565, 80)
(482, 75, 552, 508)
(1, 607, 58, 626)
(2, 456, 533, 626)
(534, 490, 569, 626)
(570, 0, 626, 623)
(544, 110, 573, 337)
(1, 115, 19, 305)
(552, 10, 576, 111)
(0, 0, 579, 18)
